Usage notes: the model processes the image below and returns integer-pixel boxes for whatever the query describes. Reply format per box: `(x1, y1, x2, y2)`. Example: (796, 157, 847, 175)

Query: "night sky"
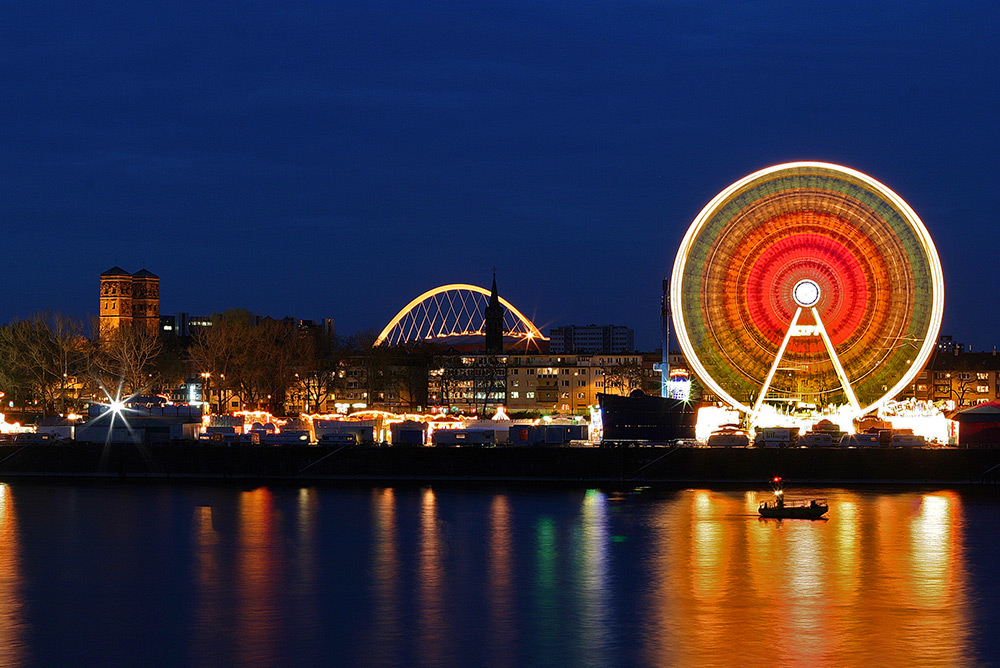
(3, 1, 998, 350)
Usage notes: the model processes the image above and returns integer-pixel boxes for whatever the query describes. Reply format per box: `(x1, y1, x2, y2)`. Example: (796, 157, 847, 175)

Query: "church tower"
(484, 272, 504, 354)
(99, 267, 160, 336)
(131, 269, 160, 336)
(99, 266, 134, 332)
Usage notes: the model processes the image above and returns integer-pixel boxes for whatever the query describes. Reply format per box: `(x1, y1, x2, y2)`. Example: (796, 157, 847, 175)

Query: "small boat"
(758, 477, 827, 519)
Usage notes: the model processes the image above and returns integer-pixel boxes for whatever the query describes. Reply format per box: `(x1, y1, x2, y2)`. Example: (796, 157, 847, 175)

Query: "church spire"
(484, 271, 504, 354)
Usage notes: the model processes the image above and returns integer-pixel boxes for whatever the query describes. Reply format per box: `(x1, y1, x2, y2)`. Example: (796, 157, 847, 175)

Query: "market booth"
(953, 400, 1000, 446)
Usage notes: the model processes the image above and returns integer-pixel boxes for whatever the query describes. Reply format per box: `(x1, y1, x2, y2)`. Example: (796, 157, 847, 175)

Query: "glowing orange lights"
(374, 284, 546, 347)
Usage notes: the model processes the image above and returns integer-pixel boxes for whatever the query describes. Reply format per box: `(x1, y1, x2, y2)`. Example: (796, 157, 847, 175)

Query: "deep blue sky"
(2, 1, 998, 350)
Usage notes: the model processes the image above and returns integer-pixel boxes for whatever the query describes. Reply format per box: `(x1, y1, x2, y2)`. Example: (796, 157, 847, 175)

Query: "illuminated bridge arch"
(375, 284, 546, 347)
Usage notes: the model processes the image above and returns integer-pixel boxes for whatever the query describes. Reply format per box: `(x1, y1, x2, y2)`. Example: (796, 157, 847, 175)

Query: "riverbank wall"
(1, 444, 1000, 485)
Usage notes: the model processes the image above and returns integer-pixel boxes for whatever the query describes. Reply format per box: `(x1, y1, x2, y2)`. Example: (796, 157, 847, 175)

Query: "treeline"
(0, 312, 160, 415)
(0, 309, 411, 418)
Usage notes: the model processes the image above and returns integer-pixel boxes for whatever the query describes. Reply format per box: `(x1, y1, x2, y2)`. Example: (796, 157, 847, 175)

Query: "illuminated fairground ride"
(374, 284, 547, 348)
(671, 162, 944, 427)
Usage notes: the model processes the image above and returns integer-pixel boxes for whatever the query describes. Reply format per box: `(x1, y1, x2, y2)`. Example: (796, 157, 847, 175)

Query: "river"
(0, 481, 996, 667)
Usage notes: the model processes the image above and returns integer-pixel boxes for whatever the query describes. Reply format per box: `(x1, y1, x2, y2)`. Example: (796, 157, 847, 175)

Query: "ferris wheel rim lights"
(670, 161, 944, 417)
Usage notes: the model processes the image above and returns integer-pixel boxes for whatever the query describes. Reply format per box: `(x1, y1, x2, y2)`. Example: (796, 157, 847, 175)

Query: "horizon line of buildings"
(98, 267, 1000, 417)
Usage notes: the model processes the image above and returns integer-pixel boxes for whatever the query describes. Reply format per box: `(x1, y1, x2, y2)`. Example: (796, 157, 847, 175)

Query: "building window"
(917, 384, 927, 391)
(935, 384, 950, 393)
(978, 385, 989, 394)
(935, 372, 947, 380)
(512, 380, 519, 387)
(978, 372, 989, 380)
(561, 392, 569, 399)
(577, 392, 585, 398)
(510, 391, 519, 399)
(578, 380, 586, 386)
(958, 373, 972, 381)
(512, 369, 518, 375)
(526, 392, 535, 399)
(562, 380, 569, 387)
(528, 369, 535, 375)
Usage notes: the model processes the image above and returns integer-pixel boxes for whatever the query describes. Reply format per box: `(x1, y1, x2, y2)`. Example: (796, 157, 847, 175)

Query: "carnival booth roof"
(952, 400, 1000, 423)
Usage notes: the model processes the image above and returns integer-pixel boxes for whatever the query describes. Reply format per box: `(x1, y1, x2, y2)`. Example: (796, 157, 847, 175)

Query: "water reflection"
(533, 516, 559, 666)
(0, 483, 987, 667)
(368, 488, 402, 667)
(293, 488, 320, 652)
(417, 487, 451, 666)
(576, 489, 611, 668)
(907, 492, 970, 663)
(237, 487, 282, 668)
(192, 504, 224, 665)
(645, 488, 973, 667)
(0, 484, 26, 667)
(487, 495, 516, 667)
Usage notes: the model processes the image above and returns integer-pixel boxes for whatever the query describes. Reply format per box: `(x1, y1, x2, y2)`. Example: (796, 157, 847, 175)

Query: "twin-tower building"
(99, 266, 160, 335)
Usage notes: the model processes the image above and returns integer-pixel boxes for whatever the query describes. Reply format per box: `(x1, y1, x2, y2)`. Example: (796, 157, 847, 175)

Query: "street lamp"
(200, 372, 211, 413)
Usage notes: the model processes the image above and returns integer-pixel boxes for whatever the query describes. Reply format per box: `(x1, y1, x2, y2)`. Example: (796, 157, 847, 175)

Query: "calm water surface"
(0, 481, 997, 667)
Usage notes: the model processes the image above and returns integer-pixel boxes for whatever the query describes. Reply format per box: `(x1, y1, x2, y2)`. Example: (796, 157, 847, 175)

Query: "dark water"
(0, 481, 998, 667)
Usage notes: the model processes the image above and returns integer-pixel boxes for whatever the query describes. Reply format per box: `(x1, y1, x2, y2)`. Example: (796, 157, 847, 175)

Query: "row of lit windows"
(510, 368, 603, 376)
(933, 372, 991, 381)
(925, 384, 992, 394)
(509, 355, 640, 366)
(511, 379, 601, 388)
(509, 390, 589, 401)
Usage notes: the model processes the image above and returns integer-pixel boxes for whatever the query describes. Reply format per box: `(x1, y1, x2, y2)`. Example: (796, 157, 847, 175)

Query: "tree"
(601, 358, 643, 396)
(298, 332, 341, 413)
(349, 330, 397, 409)
(0, 312, 88, 415)
(248, 318, 308, 415)
(189, 310, 310, 415)
(189, 310, 256, 412)
(433, 354, 466, 409)
(92, 323, 163, 397)
(950, 374, 976, 408)
(152, 334, 194, 397)
(472, 355, 507, 414)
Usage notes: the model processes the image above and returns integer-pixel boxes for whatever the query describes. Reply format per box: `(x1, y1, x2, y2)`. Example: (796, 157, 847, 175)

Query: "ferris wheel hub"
(792, 279, 821, 307)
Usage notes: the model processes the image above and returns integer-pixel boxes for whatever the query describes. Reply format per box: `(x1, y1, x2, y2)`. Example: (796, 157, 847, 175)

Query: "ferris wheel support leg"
(751, 307, 803, 421)
(812, 307, 862, 414)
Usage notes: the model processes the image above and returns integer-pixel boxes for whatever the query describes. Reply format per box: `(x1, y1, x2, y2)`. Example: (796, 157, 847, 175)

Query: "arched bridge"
(374, 284, 546, 347)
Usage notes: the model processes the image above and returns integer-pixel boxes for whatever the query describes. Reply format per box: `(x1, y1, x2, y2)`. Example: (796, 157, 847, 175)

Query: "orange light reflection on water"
(417, 487, 451, 665)
(644, 489, 971, 668)
(367, 488, 402, 667)
(0, 484, 26, 667)
(236, 487, 281, 668)
(191, 504, 223, 663)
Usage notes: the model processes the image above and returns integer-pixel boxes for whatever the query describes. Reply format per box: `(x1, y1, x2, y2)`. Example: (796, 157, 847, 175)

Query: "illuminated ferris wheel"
(671, 162, 944, 419)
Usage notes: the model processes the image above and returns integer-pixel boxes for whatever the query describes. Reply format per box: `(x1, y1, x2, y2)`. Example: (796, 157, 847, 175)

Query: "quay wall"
(1, 444, 1000, 484)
